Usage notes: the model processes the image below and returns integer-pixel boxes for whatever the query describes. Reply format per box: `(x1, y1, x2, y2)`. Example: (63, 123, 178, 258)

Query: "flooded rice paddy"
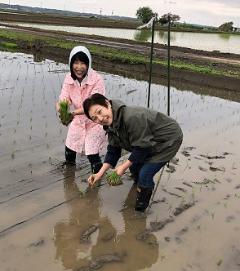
(5, 22, 240, 54)
(0, 51, 240, 271)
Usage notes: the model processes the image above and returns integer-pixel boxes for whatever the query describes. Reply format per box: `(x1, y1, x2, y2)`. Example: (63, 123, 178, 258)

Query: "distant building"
(233, 27, 240, 32)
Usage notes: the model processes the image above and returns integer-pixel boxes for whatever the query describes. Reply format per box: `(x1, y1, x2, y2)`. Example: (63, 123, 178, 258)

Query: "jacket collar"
(65, 69, 95, 86)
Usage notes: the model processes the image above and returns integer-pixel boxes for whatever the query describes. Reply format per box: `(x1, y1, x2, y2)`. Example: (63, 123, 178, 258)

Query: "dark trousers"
(65, 146, 102, 173)
(130, 161, 167, 188)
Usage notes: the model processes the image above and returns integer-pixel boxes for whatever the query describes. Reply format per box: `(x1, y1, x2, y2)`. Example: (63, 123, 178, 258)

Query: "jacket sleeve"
(91, 74, 105, 95)
(104, 145, 122, 168)
(59, 77, 71, 102)
(128, 146, 152, 163)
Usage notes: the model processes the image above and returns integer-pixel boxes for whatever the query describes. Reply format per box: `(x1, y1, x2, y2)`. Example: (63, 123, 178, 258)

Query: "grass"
(59, 100, 73, 126)
(1, 41, 18, 49)
(106, 171, 122, 186)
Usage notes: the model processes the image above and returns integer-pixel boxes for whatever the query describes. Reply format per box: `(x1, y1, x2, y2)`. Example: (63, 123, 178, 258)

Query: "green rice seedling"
(106, 171, 123, 186)
(59, 100, 73, 126)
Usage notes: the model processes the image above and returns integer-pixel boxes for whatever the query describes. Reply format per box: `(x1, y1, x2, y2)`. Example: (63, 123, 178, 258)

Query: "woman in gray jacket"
(83, 94, 183, 212)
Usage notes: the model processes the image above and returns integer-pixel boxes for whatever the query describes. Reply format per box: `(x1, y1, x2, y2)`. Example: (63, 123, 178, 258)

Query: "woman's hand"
(87, 163, 112, 187)
(115, 160, 133, 176)
(88, 173, 102, 187)
(56, 101, 60, 112)
(114, 164, 127, 176)
(56, 99, 72, 112)
(72, 107, 84, 116)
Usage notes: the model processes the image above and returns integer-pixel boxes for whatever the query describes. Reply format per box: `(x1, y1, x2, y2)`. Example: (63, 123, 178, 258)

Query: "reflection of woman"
(83, 94, 183, 212)
(54, 168, 105, 270)
(56, 46, 106, 173)
(54, 168, 159, 270)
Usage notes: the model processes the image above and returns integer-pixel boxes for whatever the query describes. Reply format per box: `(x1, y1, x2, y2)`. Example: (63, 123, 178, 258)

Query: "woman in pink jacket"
(56, 46, 106, 173)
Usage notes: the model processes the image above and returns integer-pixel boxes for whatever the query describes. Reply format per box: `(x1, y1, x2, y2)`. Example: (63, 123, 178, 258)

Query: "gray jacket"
(104, 100, 183, 163)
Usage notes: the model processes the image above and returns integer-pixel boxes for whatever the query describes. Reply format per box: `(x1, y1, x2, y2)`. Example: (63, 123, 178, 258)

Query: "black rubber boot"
(135, 186, 153, 212)
(87, 154, 102, 173)
(91, 162, 103, 174)
(65, 146, 76, 165)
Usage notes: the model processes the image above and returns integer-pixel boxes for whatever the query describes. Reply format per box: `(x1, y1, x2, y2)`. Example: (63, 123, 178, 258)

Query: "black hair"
(70, 52, 89, 80)
(83, 93, 109, 119)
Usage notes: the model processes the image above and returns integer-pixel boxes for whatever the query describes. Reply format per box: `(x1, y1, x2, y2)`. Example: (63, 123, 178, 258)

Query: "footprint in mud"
(101, 232, 115, 242)
(166, 164, 176, 173)
(181, 150, 191, 157)
(29, 238, 45, 247)
(149, 197, 166, 207)
(200, 154, 225, 159)
(173, 201, 195, 216)
(150, 217, 174, 232)
(77, 253, 125, 271)
(162, 188, 182, 198)
(182, 181, 193, 188)
(175, 187, 187, 193)
(209, 166, 225, 172)
(198, 166, 208, 171)
(164, 236, 171, 242)
(176, 227, 189, 236)
(225, 215, 235, 223)
(193, 178, 215, 185)
(80, 223, 99, 243)
(136, 217, 174, 242)
(181, 146, 196, 157)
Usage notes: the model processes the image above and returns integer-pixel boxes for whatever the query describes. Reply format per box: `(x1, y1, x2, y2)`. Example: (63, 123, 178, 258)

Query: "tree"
(136, 7, 155, 24)
(218, 21, 233, 32)
(159, 13, 180, 25)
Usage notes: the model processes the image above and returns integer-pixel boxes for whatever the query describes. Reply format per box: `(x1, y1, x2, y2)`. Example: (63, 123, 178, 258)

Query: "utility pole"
(147, 15, 156, 108)
(167, 14, 171, 116)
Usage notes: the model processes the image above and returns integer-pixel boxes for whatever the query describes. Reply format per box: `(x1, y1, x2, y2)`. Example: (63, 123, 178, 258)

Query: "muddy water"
(0, 51, 240, 271)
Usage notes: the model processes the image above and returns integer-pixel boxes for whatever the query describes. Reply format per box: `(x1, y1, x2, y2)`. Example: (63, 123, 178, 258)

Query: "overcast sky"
(2, 0, 240, 27)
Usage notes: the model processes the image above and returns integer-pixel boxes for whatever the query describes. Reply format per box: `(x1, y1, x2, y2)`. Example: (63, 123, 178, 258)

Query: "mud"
(173, 202, 195, 216)
(80, 224, 100, 243)
(78, 253, 125, 271)
(0, 51, 240, 271)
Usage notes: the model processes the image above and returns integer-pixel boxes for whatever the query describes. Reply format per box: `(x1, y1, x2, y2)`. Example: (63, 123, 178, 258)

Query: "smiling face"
(72, 59, 88, 80)
(88, 102, 113, 126)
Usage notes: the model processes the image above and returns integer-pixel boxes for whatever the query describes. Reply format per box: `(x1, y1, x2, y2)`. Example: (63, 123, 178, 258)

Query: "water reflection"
(158, 31, 176, 42)
(54, 167, 158, 270)
(33, 52, 45, 62)
(218, 33, 231, 41)
(134, 29, 152, 42)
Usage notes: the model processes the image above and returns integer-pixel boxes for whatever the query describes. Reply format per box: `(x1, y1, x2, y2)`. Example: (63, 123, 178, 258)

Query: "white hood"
(69, 46, 92, 70)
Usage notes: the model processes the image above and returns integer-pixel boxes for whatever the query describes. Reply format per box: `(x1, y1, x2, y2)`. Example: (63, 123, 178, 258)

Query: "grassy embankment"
(0, 28, 239, 79)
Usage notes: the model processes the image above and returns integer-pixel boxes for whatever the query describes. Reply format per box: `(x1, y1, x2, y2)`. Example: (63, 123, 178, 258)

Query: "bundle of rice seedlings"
(59, 100, 73, 126)
(106, 171, 123, 186)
